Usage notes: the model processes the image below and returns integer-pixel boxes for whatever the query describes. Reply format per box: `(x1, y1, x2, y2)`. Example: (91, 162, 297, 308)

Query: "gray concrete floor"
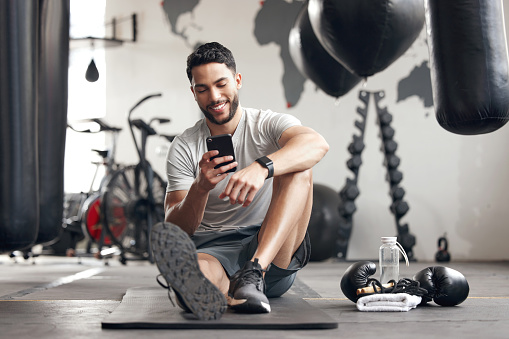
(1, 252, 508, 339)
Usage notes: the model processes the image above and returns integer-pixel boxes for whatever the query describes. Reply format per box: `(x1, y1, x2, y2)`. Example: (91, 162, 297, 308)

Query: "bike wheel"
(81, 192, 118, 246)
(101, 164, 166, 258)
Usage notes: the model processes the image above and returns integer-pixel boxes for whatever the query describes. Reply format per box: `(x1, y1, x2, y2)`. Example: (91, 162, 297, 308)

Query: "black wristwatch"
(255, 156, 274, 179)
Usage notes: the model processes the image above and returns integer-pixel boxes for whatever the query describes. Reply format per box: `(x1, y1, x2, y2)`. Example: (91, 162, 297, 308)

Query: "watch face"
(257, 157, 270, 166)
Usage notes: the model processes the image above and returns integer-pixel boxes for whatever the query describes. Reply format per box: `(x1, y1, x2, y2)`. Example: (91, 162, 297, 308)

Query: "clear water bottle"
(379, 237, 409, 284)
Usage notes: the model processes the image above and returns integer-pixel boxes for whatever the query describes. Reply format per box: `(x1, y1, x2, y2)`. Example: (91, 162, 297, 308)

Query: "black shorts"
(191, 224, 311, 298)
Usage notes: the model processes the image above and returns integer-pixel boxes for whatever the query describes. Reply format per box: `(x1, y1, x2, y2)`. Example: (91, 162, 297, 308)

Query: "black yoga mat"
(102, 286, 337, 330)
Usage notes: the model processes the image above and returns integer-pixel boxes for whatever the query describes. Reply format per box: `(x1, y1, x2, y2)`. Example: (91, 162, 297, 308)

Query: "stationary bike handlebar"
(127, 93, 169, 163)
(127, 93, 162, 121)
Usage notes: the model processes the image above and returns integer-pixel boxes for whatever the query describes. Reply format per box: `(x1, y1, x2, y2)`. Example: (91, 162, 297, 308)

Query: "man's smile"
(209, 101, 228, 112)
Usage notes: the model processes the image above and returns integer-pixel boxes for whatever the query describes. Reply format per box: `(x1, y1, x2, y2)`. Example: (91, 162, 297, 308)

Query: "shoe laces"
(231, 258, 269, 293)
(156, 274, 176, 307)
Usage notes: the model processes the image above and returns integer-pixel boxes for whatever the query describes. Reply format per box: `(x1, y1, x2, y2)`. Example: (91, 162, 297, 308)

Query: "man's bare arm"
(164, 187, 207, 236)
(269, 125, 329, 176)
(164, 150, 238, 235)
(220, 125, 329, 206)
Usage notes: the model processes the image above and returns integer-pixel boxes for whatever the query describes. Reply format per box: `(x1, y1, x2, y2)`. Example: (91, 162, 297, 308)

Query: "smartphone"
(206, 134, 237, 173)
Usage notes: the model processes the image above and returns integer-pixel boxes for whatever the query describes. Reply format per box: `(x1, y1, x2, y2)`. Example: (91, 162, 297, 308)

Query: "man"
(151, 42, 329, 320)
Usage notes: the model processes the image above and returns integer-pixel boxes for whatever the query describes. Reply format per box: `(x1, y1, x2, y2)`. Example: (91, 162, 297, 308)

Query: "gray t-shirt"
(166, 107, 301, 231)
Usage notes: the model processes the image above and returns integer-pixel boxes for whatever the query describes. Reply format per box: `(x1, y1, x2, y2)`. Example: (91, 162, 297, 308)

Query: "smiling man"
(151, 42, 329, 320)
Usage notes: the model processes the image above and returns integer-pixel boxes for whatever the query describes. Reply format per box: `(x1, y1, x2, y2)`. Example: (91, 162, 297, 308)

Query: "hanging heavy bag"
(308, 0, 425, 77)
(425, 0, 509, 135)
(36, 0, 70, 245)
(0, 0, 40, 252)
(289, 3, 361, 98)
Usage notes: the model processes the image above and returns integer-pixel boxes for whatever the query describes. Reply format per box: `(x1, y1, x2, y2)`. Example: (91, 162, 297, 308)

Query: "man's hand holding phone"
(206, 134, 237, 173)
(203, 133, 267, 207)
(196, 134, 238, 192)
(197, 150, 238, 192)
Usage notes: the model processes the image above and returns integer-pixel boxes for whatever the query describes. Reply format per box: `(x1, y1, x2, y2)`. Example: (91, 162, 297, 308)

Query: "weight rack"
(335, 90, 416, 260)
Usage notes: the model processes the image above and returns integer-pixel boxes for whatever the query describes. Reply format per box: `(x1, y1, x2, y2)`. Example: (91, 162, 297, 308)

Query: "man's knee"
(273, 169, 313, 190)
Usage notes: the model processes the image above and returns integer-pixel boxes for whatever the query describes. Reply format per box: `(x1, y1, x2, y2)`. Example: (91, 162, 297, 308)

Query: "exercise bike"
(101, 93, 173, 264)
(56, 118, 123, 258)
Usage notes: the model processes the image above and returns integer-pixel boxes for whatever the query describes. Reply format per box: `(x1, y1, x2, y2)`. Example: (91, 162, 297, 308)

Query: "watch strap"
(255, 156, 274, 179)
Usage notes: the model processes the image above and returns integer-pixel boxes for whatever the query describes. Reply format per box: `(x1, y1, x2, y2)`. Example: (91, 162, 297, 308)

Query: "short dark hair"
(186, 42, 237, 83)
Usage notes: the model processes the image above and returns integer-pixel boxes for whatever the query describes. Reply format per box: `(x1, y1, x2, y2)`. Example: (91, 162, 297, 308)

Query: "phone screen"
(206, 134, 237, 173)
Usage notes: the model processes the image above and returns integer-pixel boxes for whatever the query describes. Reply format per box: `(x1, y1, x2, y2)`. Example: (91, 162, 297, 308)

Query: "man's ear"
(190, 85, 197, 99)
(236, 73, 242, 89)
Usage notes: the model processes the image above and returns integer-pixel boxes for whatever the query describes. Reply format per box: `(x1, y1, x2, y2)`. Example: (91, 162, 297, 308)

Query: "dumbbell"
(348, 135, 365, 154)
(340, 179, 360, 200)
(380, 126, 395, 140)
(337, 217, 353, 239)
(378, 111, 393, 126)
(385, 154, 400, 169)
(386, 169, 403, 185)
(338, 200, 357, 217)
(347, 155, 362, 171)
(390, 186, 405, 201)
(383, 140, 398, 154)
(390, 200, 409, 218)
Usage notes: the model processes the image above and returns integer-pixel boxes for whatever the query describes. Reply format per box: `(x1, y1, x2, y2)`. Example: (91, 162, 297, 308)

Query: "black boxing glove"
(340, 261, 377, 302)
(413, 266, 469, 306)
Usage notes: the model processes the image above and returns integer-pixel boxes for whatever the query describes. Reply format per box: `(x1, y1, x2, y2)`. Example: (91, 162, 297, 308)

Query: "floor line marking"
(303, 296, 509, 301)
(303, 298, 348, 301)
(0, 299, 120, 303)
(0, 267, 105, 300)
(467, 296, 509, 299)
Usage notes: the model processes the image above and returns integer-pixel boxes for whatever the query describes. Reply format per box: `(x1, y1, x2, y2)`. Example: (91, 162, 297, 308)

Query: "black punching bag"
(425, 0, 509, 135)
(289, 3, 362, 98)
(0, 1, 40, 252)
(308, 0, 425, 77)
(36, 0, 70, 244)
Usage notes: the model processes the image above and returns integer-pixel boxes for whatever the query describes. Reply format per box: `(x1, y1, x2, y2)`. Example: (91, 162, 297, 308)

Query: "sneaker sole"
(151, 222, 227, 320)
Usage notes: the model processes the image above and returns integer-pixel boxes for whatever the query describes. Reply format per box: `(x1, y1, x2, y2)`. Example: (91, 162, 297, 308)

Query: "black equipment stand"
(335, 90, 416, 260)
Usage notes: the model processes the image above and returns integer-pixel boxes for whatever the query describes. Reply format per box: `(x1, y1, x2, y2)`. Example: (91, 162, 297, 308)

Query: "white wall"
(67, 0, 509, 261)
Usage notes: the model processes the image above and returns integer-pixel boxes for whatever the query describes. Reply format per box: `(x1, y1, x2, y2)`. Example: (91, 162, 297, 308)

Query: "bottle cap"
(381, 236, 397, 243)
(380, 237, 410, 267)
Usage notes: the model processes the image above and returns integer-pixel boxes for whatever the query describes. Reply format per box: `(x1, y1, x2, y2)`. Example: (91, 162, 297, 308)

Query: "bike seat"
(131, 119, 157, 136)
(92, 149, 109, 158)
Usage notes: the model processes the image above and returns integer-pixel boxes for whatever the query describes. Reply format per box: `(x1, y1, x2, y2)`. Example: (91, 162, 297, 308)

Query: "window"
(65, 0, 106, 193)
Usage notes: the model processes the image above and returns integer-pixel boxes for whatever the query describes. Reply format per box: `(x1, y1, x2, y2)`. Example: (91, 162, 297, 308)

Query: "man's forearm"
(165, 182, 209, 235)
(269, 130, 329, 177)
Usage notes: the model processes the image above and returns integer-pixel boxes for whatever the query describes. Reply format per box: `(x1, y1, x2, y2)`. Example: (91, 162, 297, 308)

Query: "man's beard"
(200, 93, 239, 126)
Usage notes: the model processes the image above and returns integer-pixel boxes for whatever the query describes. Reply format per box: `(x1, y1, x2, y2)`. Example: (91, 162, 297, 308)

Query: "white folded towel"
(356, 293, 422, 312)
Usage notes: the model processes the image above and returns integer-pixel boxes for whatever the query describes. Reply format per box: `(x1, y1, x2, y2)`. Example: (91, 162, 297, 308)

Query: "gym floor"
(0, 253, 507, 338)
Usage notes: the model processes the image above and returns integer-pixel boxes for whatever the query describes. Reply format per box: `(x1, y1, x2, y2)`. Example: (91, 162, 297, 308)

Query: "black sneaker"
(151, 222, 227, 320)
(228, 258, 271, 313)
(155, 274, 193, 313)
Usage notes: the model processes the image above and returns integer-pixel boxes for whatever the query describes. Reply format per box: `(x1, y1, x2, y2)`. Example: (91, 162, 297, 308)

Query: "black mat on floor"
(102, 286, 337, 330)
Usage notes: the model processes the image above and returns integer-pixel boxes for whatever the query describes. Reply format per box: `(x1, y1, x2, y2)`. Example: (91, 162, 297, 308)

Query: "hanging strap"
(396, 241, 410, 266)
